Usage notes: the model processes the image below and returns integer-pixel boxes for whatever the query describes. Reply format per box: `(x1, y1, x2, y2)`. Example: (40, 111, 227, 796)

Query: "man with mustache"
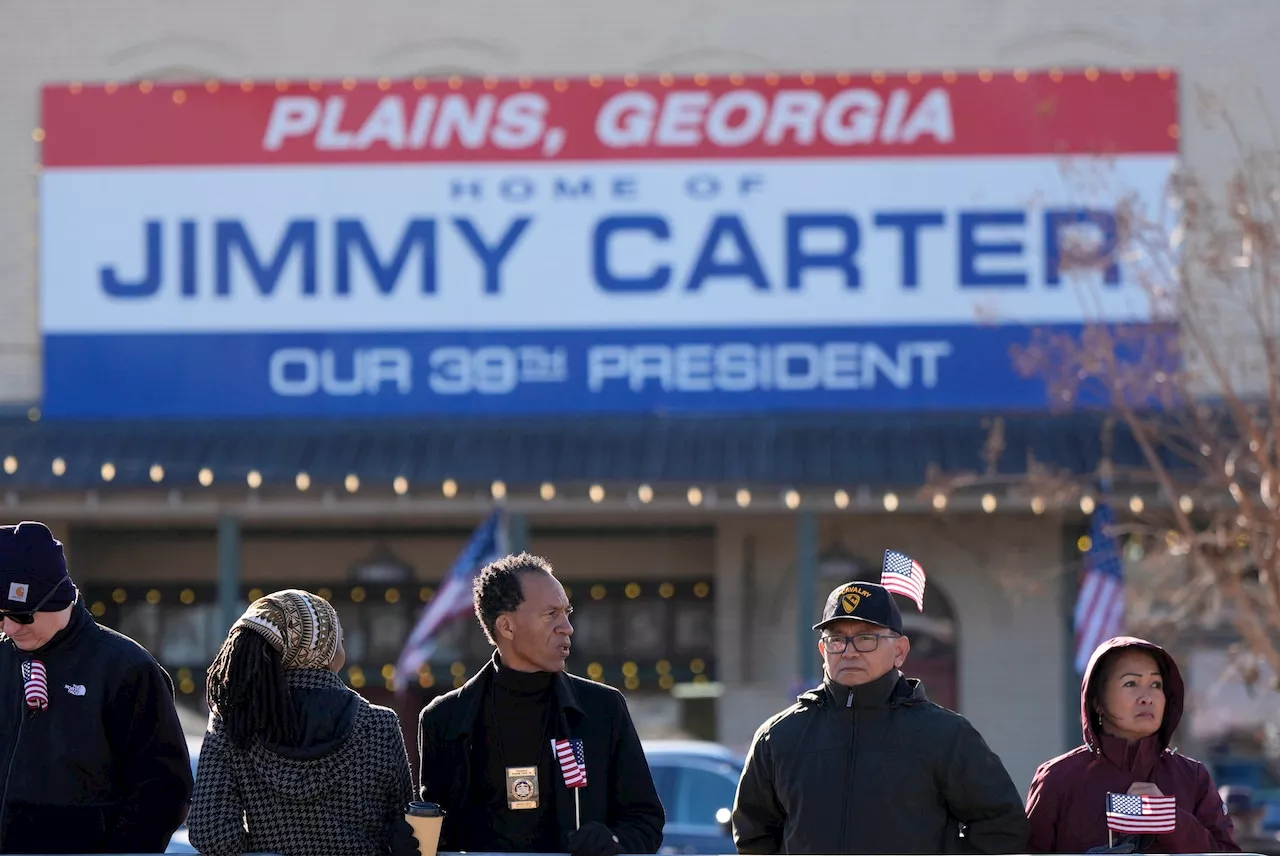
(416, 552, 664, 856)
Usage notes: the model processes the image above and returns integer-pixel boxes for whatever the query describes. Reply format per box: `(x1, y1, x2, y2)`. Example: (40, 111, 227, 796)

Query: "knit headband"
(232, 589, 341, 670)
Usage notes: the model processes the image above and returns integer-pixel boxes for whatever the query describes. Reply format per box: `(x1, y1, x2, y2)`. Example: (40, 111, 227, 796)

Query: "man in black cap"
(732, 580, 1029, 855)
(0, 520, 193, 853)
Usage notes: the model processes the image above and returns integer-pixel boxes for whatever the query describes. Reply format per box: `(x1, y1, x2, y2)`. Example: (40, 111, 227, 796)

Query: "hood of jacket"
(1080, 636, 1184, 753)
(246, 668, 364, 802)
(1025, 637, 1238, 855)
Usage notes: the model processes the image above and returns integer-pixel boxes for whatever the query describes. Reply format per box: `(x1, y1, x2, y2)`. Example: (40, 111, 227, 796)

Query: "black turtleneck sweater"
(466, 661, 560, 852)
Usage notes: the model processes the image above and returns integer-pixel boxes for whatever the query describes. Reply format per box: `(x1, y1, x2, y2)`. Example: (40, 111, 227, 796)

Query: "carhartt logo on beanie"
(0, 522, 74, 613)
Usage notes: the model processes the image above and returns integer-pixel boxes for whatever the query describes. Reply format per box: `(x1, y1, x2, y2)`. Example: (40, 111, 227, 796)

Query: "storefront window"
(363, 601, 413, 663)
(674, 603, 714, 653)
(620, 601, 666, 659)
(161, 603, 220, 665)
(116, 603, 161, 653)
(570, 601, 616, 656)
(81, 577, 718, 698)
(331, 599, 367, 665)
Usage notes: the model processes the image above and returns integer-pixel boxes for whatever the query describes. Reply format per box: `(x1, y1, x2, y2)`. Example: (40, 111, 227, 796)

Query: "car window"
(1215, 759, 1280, 790)
(676, 765, 739, 830)
(650, 764, 679, 819)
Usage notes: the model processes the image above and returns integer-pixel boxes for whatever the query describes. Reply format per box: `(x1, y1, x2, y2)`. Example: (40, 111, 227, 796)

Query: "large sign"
(40, 70, 1178, 417)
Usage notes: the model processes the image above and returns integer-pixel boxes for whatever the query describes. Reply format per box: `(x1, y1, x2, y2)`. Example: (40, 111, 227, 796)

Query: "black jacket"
(417, 654, 665, 854)
(0, 600, 193, 854)
(187, 668, 414, 856)
(732, 671, 1029, 855)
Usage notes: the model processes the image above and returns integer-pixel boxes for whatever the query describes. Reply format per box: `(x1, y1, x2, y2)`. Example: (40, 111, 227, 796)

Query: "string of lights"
(38, 65, 1179, 100)
(0, 448, 1198, 517)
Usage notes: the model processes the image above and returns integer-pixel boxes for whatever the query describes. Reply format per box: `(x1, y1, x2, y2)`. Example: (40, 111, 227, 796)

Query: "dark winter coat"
(0, 600, 192, 854)
(417, 653, 665, 854)
(1025, 636, 1240, 854)
(732, 670, 1030, 855)
(187, 668, 414, 856)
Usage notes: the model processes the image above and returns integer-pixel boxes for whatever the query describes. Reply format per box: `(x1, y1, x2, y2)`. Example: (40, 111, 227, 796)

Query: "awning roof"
(0, 411, 1145, 491)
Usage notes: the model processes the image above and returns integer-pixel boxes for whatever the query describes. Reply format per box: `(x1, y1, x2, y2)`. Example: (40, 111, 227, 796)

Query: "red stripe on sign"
(41, 70, 1179, 167)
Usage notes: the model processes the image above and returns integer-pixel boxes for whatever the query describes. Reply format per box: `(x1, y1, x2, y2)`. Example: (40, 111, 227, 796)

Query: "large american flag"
(552, 737, 588, 788)
(1105, 793, 1176, 834)
(393, 511, 506, 692)
(881, 549, 926, 611)
(1073, 502, 1125, 674)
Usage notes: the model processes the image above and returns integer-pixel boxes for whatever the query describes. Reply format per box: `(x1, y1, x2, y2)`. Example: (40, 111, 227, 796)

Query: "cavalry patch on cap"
(8, 582, 28, 603)
(839, 585, 872, 614)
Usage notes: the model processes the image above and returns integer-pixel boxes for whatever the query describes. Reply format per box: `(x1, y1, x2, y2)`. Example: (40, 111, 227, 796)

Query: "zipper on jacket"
(838, 690, 857, 849)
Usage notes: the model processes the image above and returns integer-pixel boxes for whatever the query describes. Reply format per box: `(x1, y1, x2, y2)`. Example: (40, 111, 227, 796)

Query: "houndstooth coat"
(187, 668, 413, 856)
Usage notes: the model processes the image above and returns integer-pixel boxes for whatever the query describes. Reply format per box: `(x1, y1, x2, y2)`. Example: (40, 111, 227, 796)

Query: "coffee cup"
(405, 801, 445, 856)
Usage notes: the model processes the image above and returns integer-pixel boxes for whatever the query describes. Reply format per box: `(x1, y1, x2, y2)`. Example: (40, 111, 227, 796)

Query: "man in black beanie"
(0, 520, 194, 853)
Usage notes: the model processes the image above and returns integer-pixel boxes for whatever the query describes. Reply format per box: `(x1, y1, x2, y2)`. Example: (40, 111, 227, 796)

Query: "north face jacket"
(0, 600, 193, 854)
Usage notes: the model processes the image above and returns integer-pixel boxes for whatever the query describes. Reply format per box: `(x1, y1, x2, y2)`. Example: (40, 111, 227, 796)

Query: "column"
(506, 511, 529, 554)
(217, 515, 242, 633)
(797, 511, 818, 686)
(1061, 518, 1083, 753)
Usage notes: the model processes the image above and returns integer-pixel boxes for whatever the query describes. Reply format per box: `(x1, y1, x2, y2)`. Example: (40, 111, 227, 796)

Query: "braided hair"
(205, 627, 301, 749)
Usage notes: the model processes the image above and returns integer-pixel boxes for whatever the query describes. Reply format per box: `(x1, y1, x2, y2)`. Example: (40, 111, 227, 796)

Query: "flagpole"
(574, 789, 581, 831)
(1099, 419, 1115, 498)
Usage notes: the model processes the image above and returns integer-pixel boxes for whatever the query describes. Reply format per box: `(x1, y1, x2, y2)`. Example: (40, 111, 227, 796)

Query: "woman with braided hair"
(188, 589, 417, 856)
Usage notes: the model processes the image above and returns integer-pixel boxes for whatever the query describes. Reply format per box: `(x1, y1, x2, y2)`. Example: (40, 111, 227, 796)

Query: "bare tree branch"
(930, 146, 1280, 692)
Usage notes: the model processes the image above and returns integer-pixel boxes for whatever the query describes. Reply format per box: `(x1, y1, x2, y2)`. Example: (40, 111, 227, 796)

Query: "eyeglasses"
(821, 632, 899, 654)
(0, 575, 70, 625)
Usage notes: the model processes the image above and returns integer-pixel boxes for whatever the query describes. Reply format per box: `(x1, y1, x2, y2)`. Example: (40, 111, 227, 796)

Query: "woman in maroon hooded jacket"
(1025, 636, 1239, 854)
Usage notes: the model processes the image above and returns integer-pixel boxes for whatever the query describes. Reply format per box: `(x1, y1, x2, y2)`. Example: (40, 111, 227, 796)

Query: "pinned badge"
(505, 766, 540, 810)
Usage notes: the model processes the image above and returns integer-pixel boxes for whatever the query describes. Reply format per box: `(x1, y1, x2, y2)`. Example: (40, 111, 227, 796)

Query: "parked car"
(166, 735, 203, 854)
(1263, 802, 1280, 835)
(1213, 754, 1280, 793)
(644, 739, 745, 855)
(1213, 756, 1280, 820)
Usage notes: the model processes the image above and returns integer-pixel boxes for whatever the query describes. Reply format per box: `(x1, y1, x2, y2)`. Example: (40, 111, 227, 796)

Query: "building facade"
(2, 0, 1276, 796)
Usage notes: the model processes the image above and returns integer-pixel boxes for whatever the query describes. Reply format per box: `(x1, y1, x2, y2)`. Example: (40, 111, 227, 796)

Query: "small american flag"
(882, 550, 926, 611)
(552, 737, 588, 788)
(22, 659, 48, 710)
(1105, 793, 1176, 834)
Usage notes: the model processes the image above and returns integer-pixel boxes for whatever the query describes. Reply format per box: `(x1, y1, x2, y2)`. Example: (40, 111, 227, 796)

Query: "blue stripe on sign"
(41, 323, 1171, 419)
